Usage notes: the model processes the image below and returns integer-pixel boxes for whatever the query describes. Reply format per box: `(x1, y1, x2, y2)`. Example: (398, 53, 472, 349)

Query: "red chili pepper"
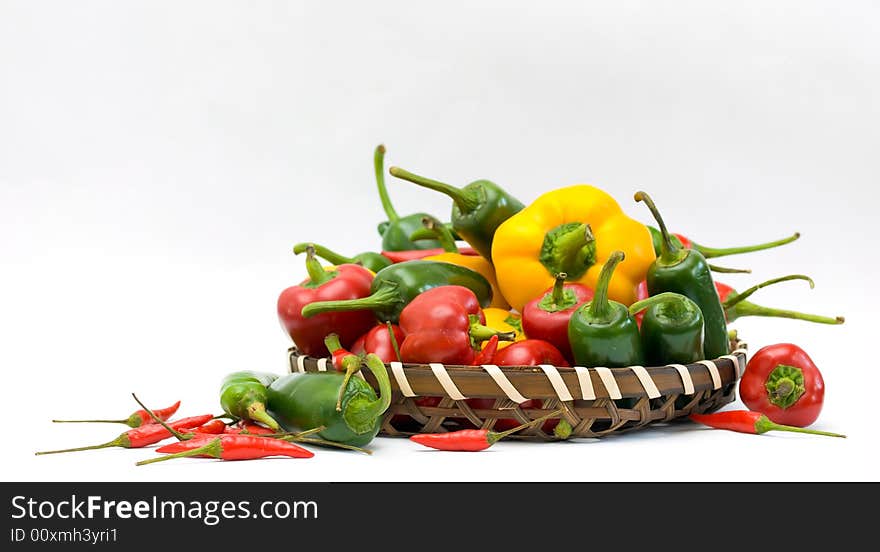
(410, 410, 563, 451)
(35, 414, 214, 455)
(739, 343, 831, 427)
(381, 247, 478, 264)
(324, 334, 368, 410)
(689, 410, 844, 438)
(521, 273, 594, 362)
(52, 401, 181, 428)
(325, 333, 358, 370)
(225, 421, 275, 435)
(139, 434, 314, 465)
(398, 286, 511, 365)
(473, 335, 499, 365)
(277, 245, 377, 357)
(672, 233, 693, 249)
(192, 419, 227, 435)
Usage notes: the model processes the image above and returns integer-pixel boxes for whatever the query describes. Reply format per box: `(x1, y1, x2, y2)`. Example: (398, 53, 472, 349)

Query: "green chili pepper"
(568, 251, 644, 367)
(720, 274, 844, 325)
(219, 371, 282, 431)
(266, 353, 392, 448)
(388, 166, 525, 259)
(373, 145, 444, 251)
(629, 292, 705, 366)
(635, 191, 730, 359)
(300, 260, 493, 323)
(646, 226, 800, 260)
(292, 242, 391, 273)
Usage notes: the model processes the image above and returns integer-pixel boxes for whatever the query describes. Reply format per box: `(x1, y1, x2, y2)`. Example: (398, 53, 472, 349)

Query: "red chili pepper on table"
(277, 245, 378, 357)
(381, 247, 478, 264)
(137, 434, 314, 465)
(52, 401, 181, 428)
(397, 286, 512, 365)
(521, 273, 594, 363)
(410, 410, 564, 451)
(689, 410, 844, 438)
(34, 414, 214, 455)
(738, 343, 831, 428)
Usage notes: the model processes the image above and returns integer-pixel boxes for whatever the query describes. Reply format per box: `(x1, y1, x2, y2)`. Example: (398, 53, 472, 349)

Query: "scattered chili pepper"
(472, 335, 499, 365)
(716, 276, 845, 325)
(635, 191, 729, 359)
(568, 251, 644, 367)
(646, 226, 800, 260)
(325, 333, 369, 410)
(277, 246, 377, 356)
(521, 272, 594, 362)
(137, 434, 315, 465)
(325, 333, 360, 370)
(52, 400, 181, 428)
(373, 144, 445, 251)
(301, 260, 494, 324)
(409, 410, 564, 451)
(292, 242, 390, 273)
(380, 247, 478, 264)
(628, 291, 705, 365)
(191, 419, 228, 434)
(225, 421, 275, 435)
(266, 353, 392, 448)
(412, 217, 509, 309)
(689, 410, 844, 438)
(739, 343, 830, 427)
(219, 371, 282, 431)
(389, 166, 525, 260)
(35, 414, 213, 455)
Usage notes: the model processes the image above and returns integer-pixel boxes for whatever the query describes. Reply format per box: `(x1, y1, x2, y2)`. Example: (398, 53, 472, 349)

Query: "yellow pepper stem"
(539, 223, 597, 280)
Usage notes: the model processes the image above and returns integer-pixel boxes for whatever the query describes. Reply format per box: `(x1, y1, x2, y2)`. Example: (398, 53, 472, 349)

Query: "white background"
(1, 1, 876, 482)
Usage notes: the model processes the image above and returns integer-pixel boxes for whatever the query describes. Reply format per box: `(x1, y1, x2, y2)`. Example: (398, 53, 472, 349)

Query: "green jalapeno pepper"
(388, 166, 525, 259)
(646, 226, 800, 260)
(301, 260, 493, 323)
(373, 145, 444, 251)
(568, 251, 644, 367)
(219, 371, 282, 431)
(266, 353, 392, 448)
(629, 292, 705, 366)
(635, 191, 729, 359)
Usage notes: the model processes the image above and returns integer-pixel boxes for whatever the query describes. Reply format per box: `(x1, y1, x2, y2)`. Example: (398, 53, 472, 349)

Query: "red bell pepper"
(521, 273, 594, 362)
(397, 286, 508, 365)
(353, 323, 405, 363)
(739, 343, 829, 428)
(277, 246, 378, 357)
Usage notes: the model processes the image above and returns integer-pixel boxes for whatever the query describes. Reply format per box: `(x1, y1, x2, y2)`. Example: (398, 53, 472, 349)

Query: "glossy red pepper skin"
(410, 429, 494, 451)
(358, 323, 405, 363)
(521, 280, 593, 363)
(381, 247, 478, 264)
(224, 421, 275, 435)
(689, 410, 844, 438)
(192, 419, 227, 435)
(473, 335, 499, 365)
(400, 328, 476, 365)
(149, 434, 314, 460)
(277, 262, 377, 357)
(739, 343, 825, 427)
(634, 280, 650, 326)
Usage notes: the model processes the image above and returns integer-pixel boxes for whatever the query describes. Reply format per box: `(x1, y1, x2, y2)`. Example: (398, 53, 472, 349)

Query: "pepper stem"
(695, 232, 801, 259)
(732, 302, 845, 325)
(293, 242, 355, 266)
(469, 319, 516, 344)
(410, 217, 459, 252)
(389, 166, 481, 213)
(246, 402, 281, 431)
(588, 251, 625, 321)
(303, 246, 334, 286)
(628, 292, 689, 318)
(52, 418, 128, 425)
(386, 321, 402, 363)
(634, 191, 687, 265)
(708, 264, 751, 274)
(335, 354, 363, 412)
(301, 284, 401, 318)
(136, 438, 224, 466)
(551, 272, 567, 306)
(722, 274, 814, 309)
(487, 409, 565, 445)
(374, 144, 399, 222)
(35, 436, 126, 455)
(754, 415, 846, 438)
(131, 393, 190, 441)
(357, 354, 393, 425)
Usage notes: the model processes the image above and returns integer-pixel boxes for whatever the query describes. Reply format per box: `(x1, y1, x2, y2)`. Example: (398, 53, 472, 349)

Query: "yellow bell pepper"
(480, 308, 525, 350)
(491, 185, 655, 312)
(423, 253, 509, 310)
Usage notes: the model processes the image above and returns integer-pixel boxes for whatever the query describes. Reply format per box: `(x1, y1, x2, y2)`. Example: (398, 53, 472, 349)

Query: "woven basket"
(287, 339, 747, 440)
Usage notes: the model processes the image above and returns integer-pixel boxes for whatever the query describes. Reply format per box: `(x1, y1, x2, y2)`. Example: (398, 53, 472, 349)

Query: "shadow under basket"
(287, 340, 747, 440)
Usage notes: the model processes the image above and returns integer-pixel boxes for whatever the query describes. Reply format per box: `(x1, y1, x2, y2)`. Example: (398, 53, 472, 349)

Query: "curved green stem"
(246, 403, 281, 431)
(628, 292, 688, 317)
(294, 242, 355, 266)
(550, 272, 567, 306)
(588, 251, 625, 320)
(301, 284, 400, 318)
(708, 264, 751, 274)
(136, 438, 223, 466)
(303, 246, 333, 286)
(731, 302, 844, 325)
(335, 354, 363, 412)
(755, 415, 846, 438)
(52, 418, 127, 424)
(358, 354, 393, 424)
(386, 321, 402, 362)
(389, 166, 480, 213)
(696, 232, 800, 259)
(131, 393, 189, 441)
(634, 191, 687, 265)
(410, 217, 459, 252)
(723, 275, 814, 309)
(374, 144, 398, 222)
(36, 436, 127, 455)
(469, 322, 516, 343)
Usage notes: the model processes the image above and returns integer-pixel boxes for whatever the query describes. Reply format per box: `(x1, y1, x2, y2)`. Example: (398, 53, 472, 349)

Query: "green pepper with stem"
(373, 145, 444, 251)
(629, 292, 705, 365)
(568, 251, 644, 367)
(292, 242, 391, 273)
(388, 166, 525, 259)
(266, 353, 392, 448)
(635, 191, 730, 359)
(219, 371, 282, 431)
(647, 226, 800, 260)
(301, 260, 493, 324)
